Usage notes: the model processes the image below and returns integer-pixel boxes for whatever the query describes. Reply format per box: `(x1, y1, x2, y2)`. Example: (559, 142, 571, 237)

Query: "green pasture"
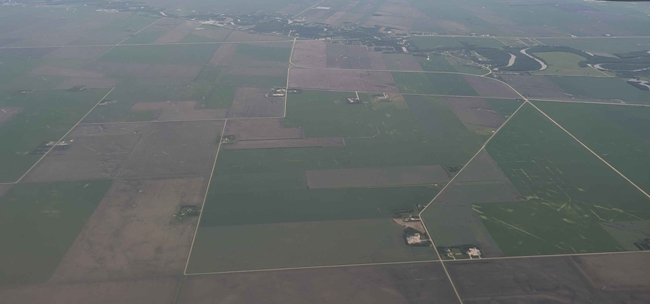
(533, 52, 602, 77)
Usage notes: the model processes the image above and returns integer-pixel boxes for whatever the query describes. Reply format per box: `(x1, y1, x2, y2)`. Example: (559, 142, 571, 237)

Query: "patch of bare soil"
(49, 177, 207, 282)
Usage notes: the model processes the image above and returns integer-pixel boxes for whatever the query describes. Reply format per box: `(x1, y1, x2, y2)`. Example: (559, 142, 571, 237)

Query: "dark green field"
(547, 76, 650, 104)
(478, 104, 650, 256)
(533, 101, 650, 195)
(0, 180, 112, 285)
(0, 89, 111, 182)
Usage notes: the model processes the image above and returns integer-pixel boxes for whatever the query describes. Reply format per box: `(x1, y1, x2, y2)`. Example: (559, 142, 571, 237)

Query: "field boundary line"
(528, 101, 650, 200)
(444, 249, 650, 263)
(14, 87, 115, 184)
(532, 98, 650, 107)
(79, 118, 228, 126)
(183, 119, 229, 275)
(185, 259, 440, 276)
(89, 17, 163, 62)
(179, 249, 650, 277)
(284, 37, 297, 118)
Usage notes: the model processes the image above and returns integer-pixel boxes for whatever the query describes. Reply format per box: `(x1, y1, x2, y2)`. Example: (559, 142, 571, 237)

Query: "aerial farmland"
(1, 0, 650, 303)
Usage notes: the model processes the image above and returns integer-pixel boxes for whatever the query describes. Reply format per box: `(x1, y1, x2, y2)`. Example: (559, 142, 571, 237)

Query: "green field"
(415, 54, 486, 75)
(187, 89, 501, 272)
(0, 180, 112, 285)
(411, 36, 504, 50)
(533, 101, 650, 195)
(537, 38, 650, 55)
(187, 219, 436, 273)
(392, 72, 478, 96)
(534, 52, 603, 77)
(0, 89, 111, 182)
(477, 104, 650, 256)
(547, 76, 650, 104)
(98, 44, 219, 65)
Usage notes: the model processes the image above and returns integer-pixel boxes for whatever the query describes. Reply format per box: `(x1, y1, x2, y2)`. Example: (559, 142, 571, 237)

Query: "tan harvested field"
(462, 75, 519, 99)
(30, 66, 105, 79)
(208, 43, 237, 65)
(130, 101, 229, 121)
(368, 51, 388, 70)
(578, 254, 650, 291)
(325, 43, 373, 69)
(0, 277, 180, 304)
(224, 118, 303, 140)
(306, 165, 449, 189)
(445, 97, 506, 128)
(289, 68, 398, 93)
(116, 120, 224, 179)
(501, 74, 573, 100)
(49, 177, 206, 282)
(291, 40, 327, 68)
(154, 21, 199, 44)
(0, 107, 20, 124)
(223, 137, 344, 150)
(228, 87, 285, 118)
(22, 123, 147, 183)
(54, 77, 117, 90)
(178, 263, 458, 304)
